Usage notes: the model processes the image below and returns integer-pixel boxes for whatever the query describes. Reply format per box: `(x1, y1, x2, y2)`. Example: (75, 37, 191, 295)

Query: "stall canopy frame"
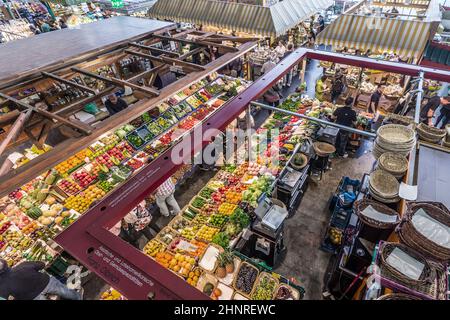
(55, 49, 450, 300)
(148, 0, 333, 37)
(315, 0, 440, 60)
(0, 29, 257, 196)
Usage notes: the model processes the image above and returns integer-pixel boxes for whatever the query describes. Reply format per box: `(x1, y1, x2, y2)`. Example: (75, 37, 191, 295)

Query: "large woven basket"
(379, 242, 435, 287)
(405, 201, 450, 217)
(397, 203, 450, 262)
(376, 293, 422, 300)
(369, 170, 400, 202)
(313, 141, 336, 157)
(377, 124, 415, 145)
(354, 199, 400, 229)
(417, 123, 446, 143)
(377, 152, 408, 178)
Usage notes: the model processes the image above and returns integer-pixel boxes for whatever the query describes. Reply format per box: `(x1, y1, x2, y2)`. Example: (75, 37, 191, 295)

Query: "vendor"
(104, 93, 128, 116)
(420, 95, 450, 127)
(331, 97, 357, 158)
(330, 69, 346, 104)
(369, 85, 383, 114)
(315, 75, 328, 102)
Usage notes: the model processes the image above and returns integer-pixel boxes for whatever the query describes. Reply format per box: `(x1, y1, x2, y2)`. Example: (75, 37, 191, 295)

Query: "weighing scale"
(234, 196, 288, 268)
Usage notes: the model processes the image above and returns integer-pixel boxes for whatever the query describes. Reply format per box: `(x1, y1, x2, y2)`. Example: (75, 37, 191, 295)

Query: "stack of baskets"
(373, 124, 416, 159)
(416, 123, 446, 144)
(369, 169, 400, 203)
(354, 199, 400, 242)
(376, 152, 408, 179)
(397, 202, 450, 263)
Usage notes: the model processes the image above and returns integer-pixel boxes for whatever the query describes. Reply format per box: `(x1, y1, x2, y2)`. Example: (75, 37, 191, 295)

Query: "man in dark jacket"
(332, 97, 357, 157)
(0, 259, 81, 300)
(104, 93, 129, 116)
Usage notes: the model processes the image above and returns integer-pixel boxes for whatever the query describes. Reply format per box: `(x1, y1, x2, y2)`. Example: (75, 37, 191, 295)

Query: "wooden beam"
(55, 86, 116, 117)
(71, 67, 160, 97)
(0, 92, 93, 135)
(0, 109, 32, 158)
(42, 72, 97, 95)
(203, 36, 260, 43)
(127, 65, 164, 84)
(35, 108, 93, 135)
(153, 35, 238, 52)
(0, 109, 21, 126)
(0, 40, 258, 197)
(124, 50, 205, 71)
(179, 47, 203, 61)
(128, 43, 180, 57)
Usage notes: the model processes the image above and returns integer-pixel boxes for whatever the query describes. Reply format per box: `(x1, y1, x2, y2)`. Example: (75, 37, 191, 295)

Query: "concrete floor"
(273, 140, 375, 300)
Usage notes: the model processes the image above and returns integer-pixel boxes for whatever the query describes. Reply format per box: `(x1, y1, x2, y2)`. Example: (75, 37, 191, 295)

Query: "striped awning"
(316, 14, 432, 59)
(148, 0, 333, 37)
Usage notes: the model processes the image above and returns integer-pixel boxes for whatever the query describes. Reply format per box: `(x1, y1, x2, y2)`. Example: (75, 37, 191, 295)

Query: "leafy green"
(212, 232, 230, 249)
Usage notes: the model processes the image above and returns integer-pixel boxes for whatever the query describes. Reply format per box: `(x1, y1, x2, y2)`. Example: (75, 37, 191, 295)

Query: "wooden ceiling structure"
(0, 27, 258, 197)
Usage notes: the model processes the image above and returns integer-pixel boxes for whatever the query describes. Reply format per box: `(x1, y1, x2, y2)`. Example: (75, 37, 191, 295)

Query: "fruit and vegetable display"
(235, 263, 258, 296)
(100, 288, 125, 300)
(197, 225, 220, 242)
(143, 239, 166, 257)
(274, 284, 298, 300)
(0, 74, 308, 298)
(251, 274, 277, 300)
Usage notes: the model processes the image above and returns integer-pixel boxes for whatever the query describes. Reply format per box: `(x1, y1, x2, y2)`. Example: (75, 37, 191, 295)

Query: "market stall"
(316, 0, 440, 63)
(2, 43, 449, 300)
(148, 0, 332, 39)
(319, 60, 405, 113)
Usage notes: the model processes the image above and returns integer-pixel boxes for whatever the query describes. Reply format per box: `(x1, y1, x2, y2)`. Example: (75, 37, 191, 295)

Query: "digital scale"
(235, 196, 288, 268)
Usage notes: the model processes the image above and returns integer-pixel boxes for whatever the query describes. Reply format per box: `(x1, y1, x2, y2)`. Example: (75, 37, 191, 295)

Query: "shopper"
(332, 97, 357, 158)
(317, 15, 325, 33)
(121, 200, 161, 248)
(263, 85, 282, 108)
(364, 49, 372, 57)
(274, 41, 286, 60)
(434, 103, 450, 128)
(59, 19, 68, 29)
(155, 178, 180, 217)
(285, 43, 295, 87)
(104, 93, 129, 116)
(330, 70, 346, 104)
(0, 259, 82, 300)
(315, 75, 328, 102)
(307, 31, 316, 49)
(420, 95, 450, 127)
(261, 54, 277, 75)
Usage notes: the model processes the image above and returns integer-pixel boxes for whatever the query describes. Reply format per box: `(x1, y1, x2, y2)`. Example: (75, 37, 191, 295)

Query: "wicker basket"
(376, 293, 422, 300)
(290, 153, 308, 171)
(397, 203, 450, 262)
(377, 152, 408, 178)
(417, 123, 446, 143)
(377, 124, 415, 145)
(355, 199, 400, 228)
(250, 271, 279, 300)
(405, 201, 450, 217)
(379, 242, 435, 287)
(232, 261, 259, 299)
(313, 141, 336, 156)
